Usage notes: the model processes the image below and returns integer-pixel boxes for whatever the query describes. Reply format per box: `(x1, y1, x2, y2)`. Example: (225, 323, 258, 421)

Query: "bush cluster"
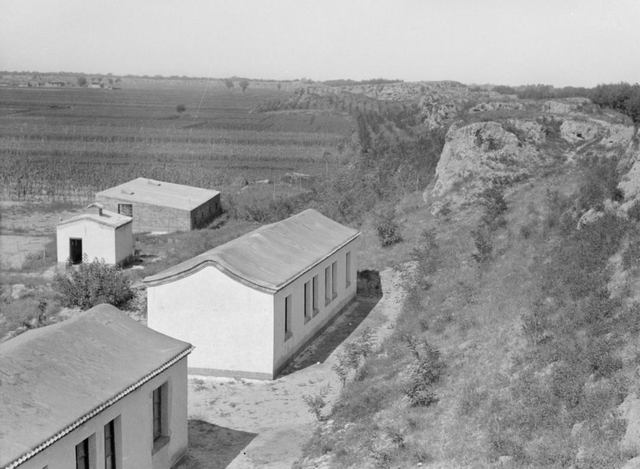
(373, 204, 403, 248)
(401, 335, 445, 407)
(52, 257, 134, 310)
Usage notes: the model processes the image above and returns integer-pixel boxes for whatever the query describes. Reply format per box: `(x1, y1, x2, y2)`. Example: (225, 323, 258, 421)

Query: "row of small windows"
(74, 419, 116, 469)
(284, 251, 352, 340)
(52, 382, 167, 469)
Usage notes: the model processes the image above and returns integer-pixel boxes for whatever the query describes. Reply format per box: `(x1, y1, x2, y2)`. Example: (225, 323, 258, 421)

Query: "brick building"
(95, 178, 221, 233)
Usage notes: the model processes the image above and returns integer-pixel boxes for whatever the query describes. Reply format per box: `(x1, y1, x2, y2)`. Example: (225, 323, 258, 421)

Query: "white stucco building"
(56, 205, 133, 266)
(144, 209, 359, 380)
(0, 304, 194, 469)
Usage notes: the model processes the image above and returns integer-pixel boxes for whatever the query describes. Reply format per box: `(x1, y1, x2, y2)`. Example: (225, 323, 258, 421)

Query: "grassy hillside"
(296, 155, 640, 468)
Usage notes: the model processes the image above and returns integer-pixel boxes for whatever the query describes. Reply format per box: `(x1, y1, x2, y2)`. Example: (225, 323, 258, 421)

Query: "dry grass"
(298, 166, 633, 467)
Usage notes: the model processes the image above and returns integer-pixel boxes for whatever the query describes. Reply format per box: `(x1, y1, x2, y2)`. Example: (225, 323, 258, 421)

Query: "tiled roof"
(0, 305, 193, 469)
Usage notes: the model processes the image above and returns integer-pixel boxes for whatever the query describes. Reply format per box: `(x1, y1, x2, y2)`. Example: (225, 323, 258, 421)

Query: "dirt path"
(186, 268, 405, 469)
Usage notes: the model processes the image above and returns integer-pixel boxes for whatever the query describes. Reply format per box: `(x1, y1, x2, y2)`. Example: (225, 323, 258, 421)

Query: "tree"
(77, 76, 87, 87)
(225, 79, 234, 90)
(239, 80, 249, 93)
(176, 103, 186, 113)
(277, 83, 282, 90)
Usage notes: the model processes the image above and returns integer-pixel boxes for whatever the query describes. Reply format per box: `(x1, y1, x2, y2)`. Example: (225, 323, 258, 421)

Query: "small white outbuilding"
(144, 209, 360, 380)
(56, 204, 133, 266)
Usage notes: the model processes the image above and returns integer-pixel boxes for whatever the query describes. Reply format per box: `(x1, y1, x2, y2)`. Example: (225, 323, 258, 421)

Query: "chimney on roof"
(87, 202, 105, 216)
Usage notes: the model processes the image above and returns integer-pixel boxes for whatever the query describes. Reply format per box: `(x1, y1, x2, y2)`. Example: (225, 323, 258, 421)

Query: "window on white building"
(285, 294, 293, 339)
(331, 261, 338, 299)
(324, 266, 331, 306)
(104, 419, 117, 469)
(152, 382, 169, 453)
(304, 281, 311, 323)
(346, 251, 352, 288)
(75, 435, 94, 469)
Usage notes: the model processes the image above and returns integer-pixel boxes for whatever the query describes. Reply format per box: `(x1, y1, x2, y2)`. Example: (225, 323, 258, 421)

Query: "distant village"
(0, 177, 360, 469)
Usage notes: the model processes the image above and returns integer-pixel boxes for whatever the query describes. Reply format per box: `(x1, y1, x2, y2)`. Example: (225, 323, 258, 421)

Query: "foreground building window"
(104, 419, 117, 469)
(75, 437, 92, 469)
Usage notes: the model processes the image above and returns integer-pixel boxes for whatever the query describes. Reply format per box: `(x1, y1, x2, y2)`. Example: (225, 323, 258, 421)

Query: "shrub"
(628, 201, 640, 222)
(402, 336, 445, 407)
(331, 328, 377, 387)
(53, 257, 134, 310)
(302, 383, 332, 421)
(622, 227, 640, 271)
(479, 185, 508, 230)
(471, 226, 493, 263)
(373, 204, 403, 247)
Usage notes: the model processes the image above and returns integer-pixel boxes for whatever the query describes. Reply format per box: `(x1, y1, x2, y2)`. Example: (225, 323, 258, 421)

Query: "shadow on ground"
(184, 419, 257, 469)
(280, 270, 383, 376)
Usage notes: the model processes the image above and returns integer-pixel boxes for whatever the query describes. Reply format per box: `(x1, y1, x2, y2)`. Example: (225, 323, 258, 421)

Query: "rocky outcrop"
(427, 99, 638, 214)
(469, 101, 524, 113)
(428, 121, 548, 212)
(417, 93, 465, 130)
(619, 138, 640, 210)
(542, 97, 596, 114)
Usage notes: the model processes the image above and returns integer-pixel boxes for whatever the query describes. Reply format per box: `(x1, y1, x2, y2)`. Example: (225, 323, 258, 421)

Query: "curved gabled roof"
(143, 209, 359, 293)
(0, 305, 193, 469)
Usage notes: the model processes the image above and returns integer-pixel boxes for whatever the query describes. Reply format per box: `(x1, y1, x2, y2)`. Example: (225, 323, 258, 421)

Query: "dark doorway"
(69, 238, 83, 264)
(357, 270, 383, 298)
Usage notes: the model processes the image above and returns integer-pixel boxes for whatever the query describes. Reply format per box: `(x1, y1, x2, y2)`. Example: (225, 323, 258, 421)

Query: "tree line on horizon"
(491, 82, 640, 123)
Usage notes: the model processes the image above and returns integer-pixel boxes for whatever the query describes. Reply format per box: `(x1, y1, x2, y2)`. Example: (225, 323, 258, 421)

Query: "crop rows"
(0, 85, 351, 202)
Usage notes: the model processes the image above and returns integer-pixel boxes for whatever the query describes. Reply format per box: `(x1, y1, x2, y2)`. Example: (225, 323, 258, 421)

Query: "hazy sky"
(1, 0, 638, 87)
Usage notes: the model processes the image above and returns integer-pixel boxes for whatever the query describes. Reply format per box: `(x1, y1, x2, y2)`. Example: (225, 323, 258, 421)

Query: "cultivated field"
(0, 81, 353, 202)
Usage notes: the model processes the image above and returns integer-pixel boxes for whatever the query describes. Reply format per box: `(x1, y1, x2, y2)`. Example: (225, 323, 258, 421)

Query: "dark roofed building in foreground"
(95, 178, 221, 233)
(0, 304, 193, 469)
(145, 209, 360, 380)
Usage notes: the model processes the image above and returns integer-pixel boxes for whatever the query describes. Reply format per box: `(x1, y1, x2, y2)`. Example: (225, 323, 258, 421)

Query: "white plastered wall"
(114, 222, 134, 265)
(56, 221, 117, 265)
(19, 357, 189, 469)
(273, 238, 359, 373)
(147, 266, 274, 378)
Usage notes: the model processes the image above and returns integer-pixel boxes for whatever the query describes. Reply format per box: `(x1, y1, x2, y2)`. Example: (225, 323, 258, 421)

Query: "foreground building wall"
(0, 305, 193, 469)
(20, 358, 189, 469)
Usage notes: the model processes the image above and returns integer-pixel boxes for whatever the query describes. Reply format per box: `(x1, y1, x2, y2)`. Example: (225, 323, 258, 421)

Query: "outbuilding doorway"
(69, 238, 83, 264)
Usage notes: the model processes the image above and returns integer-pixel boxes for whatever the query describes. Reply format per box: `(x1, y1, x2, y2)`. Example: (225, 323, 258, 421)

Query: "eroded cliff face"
(426, 99, 638, 214)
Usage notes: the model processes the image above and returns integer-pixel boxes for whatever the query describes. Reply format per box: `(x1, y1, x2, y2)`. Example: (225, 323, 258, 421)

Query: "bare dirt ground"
(185, 269, 405, 469)
(0, 201, 82, 268)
